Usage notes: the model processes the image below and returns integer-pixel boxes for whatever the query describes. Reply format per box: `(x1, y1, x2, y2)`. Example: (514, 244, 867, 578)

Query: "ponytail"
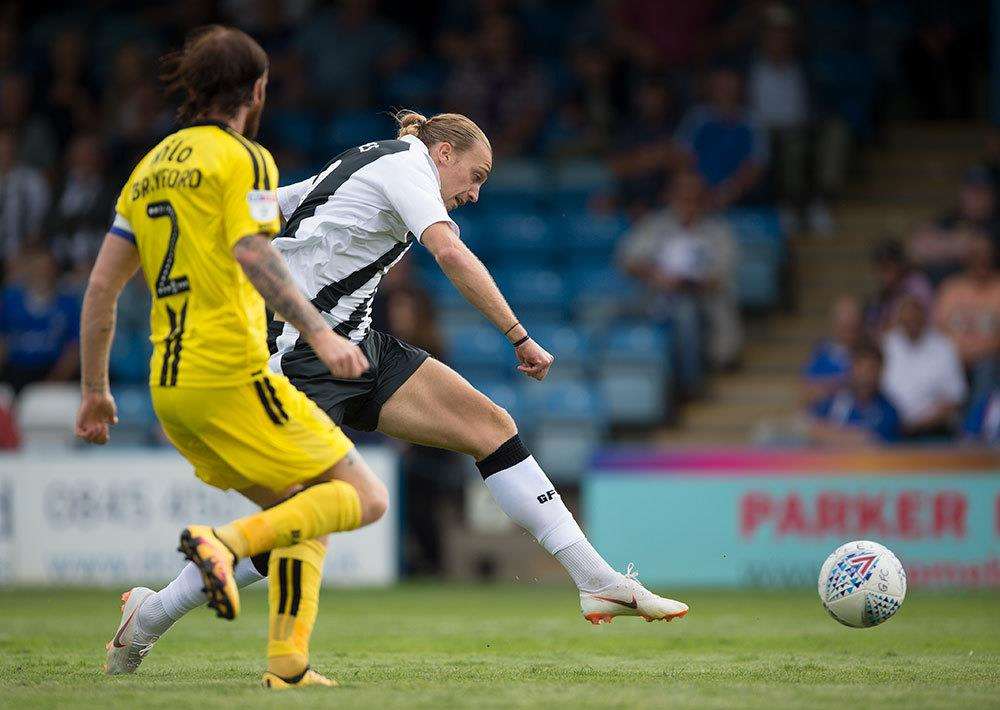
(394, 110, 490, 153)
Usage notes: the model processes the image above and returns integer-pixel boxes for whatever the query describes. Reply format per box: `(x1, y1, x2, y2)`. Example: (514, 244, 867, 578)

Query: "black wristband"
(513, 335, 530, 348)
(503, 321, 520, 336)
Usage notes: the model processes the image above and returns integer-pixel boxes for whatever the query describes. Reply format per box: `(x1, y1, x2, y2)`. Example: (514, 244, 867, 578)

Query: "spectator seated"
(881, 296, 967, 440)
(809, 343, 901, 446)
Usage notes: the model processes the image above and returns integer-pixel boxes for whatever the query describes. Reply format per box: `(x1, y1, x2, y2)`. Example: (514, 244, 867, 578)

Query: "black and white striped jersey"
(268, 135, 458, 370)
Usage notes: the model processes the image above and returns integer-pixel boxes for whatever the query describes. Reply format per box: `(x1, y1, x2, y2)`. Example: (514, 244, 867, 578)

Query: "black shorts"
(270, 325, 429, 432)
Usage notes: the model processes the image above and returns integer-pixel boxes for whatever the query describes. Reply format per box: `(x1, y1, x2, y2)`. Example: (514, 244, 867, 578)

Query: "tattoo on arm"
(234, 234, 328, 337)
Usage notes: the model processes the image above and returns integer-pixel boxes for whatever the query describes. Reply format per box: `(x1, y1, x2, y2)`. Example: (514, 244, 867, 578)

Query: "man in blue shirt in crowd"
(810, 342, 900, 445)
(802, 295, 863, 406)
(675, 66, 769, 209)
(0, 248, 80, 393)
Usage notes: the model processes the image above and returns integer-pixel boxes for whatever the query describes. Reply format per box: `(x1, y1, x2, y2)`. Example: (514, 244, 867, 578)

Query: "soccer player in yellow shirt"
(75, 25, 385, 689)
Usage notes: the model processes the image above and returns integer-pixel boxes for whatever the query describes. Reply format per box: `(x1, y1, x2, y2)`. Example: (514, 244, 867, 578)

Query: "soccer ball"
(818, 540, 906, 628)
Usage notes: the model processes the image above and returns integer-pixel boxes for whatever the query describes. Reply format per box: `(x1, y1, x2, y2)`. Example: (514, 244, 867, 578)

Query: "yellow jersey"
(111, 120, 281, 388)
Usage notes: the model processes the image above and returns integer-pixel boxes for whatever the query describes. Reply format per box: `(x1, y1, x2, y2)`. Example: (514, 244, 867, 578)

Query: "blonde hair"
(395, 110, 491, 154)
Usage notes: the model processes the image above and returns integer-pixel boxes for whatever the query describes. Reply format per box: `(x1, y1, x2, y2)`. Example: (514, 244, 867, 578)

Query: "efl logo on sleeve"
(247, 189, 279, 222)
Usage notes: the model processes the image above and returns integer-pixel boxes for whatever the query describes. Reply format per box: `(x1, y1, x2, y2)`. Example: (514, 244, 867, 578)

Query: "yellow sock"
(216, 480, 361, 558)
(267, 539, 326, 678)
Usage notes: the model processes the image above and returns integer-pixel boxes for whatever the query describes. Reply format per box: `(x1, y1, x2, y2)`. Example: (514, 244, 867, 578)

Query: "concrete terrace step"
(709, 374, 800, 403)
(679, 399, 793, 429)
(740, 342, 813, 373)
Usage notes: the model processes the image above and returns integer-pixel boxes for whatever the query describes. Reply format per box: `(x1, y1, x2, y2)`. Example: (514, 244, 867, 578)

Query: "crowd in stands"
(0, 0, 993, 452)
(804, 176, 1000, 447)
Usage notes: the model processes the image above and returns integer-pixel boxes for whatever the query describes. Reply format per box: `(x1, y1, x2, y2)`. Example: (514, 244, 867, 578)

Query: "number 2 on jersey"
(147, 200, 191, 298)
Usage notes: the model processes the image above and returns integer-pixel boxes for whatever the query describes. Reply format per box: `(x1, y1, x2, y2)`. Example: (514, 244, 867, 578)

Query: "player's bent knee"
(493, 404, 517, 434)
(360, 478, 389, 526)
(476, 403, 518, 457)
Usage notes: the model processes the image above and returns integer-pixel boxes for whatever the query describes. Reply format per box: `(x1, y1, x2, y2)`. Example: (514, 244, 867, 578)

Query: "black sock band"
(251, 552, 270, 577)
(476, 434, 530, 479)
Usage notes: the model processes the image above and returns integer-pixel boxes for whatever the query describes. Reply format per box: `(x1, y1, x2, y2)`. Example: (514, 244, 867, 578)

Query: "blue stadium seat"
(727, 208, 784, 310)
(726, 208, 786, 260)
(596, 324, 672, 426)
(736, 247, 781, 309)
(477, 159, 548, 213)
(446, 325, 511, 382)
(557, 212, 629, 266)
(566, 264, 637, 326)
(520, 380, 606, 481)
(551, 159, 613, 210)
(528, 322, 591, 379)
(494, 267, 567, 321)
(480, 211, 556, 268)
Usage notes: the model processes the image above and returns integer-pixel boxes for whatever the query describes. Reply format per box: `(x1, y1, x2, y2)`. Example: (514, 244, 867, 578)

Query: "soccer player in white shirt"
(111, 111, 688, 675)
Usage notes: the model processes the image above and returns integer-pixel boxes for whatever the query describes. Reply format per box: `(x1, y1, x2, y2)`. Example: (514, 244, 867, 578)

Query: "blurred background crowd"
(1, 1, 998, 571)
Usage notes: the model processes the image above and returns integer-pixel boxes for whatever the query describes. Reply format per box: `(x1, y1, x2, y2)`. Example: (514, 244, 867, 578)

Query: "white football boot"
(580, 564, 689, 625)
(105, 587, 159, 675)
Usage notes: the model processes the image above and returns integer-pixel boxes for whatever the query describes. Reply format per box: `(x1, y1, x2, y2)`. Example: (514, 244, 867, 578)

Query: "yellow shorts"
(152, 371, 354, 493)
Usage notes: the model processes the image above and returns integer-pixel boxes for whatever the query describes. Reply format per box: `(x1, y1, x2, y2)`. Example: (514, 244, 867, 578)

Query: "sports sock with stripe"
(215, 480, 362, 558)
(140, 554, 270, 636)
(477, 435, 620, 593)
(266, 539, 327, 678)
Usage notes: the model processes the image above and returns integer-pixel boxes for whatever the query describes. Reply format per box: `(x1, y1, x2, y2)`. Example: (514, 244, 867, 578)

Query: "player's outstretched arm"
(233, 234, 369, 378)
(76, 233, 140, 444)
(422, 221, 554, 381)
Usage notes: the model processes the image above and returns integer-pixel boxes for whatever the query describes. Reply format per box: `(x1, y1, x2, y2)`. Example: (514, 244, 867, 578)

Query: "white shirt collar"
(400, 134, 442, 187)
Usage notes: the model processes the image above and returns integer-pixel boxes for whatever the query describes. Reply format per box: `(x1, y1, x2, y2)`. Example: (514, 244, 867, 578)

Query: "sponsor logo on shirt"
(247, 189, 278, 222)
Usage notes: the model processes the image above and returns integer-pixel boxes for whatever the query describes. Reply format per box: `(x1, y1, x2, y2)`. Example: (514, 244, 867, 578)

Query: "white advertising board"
(0, 446, 398, 587)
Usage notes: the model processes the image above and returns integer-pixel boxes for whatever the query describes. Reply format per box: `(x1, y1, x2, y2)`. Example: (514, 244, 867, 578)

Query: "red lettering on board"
(896, 491, 923, 538)
(740, 493, 772, 537)
(932, 492, 967, 538)
(856, 494, 887, 536)
(816, 492, 848, 537)
(776, 494, 810, 536)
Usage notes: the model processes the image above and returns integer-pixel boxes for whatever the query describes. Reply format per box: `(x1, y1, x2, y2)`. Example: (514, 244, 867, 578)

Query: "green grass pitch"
(0, 585, 998, 709)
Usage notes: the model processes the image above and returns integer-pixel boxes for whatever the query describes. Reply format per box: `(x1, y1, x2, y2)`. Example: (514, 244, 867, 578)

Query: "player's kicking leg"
(377, 359, 688, 625)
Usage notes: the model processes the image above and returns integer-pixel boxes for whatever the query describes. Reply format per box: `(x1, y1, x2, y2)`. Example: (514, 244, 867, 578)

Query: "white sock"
(478, 436, 620, 593)
(555, 540, 622, 593)
(139, 556, 268, 635)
